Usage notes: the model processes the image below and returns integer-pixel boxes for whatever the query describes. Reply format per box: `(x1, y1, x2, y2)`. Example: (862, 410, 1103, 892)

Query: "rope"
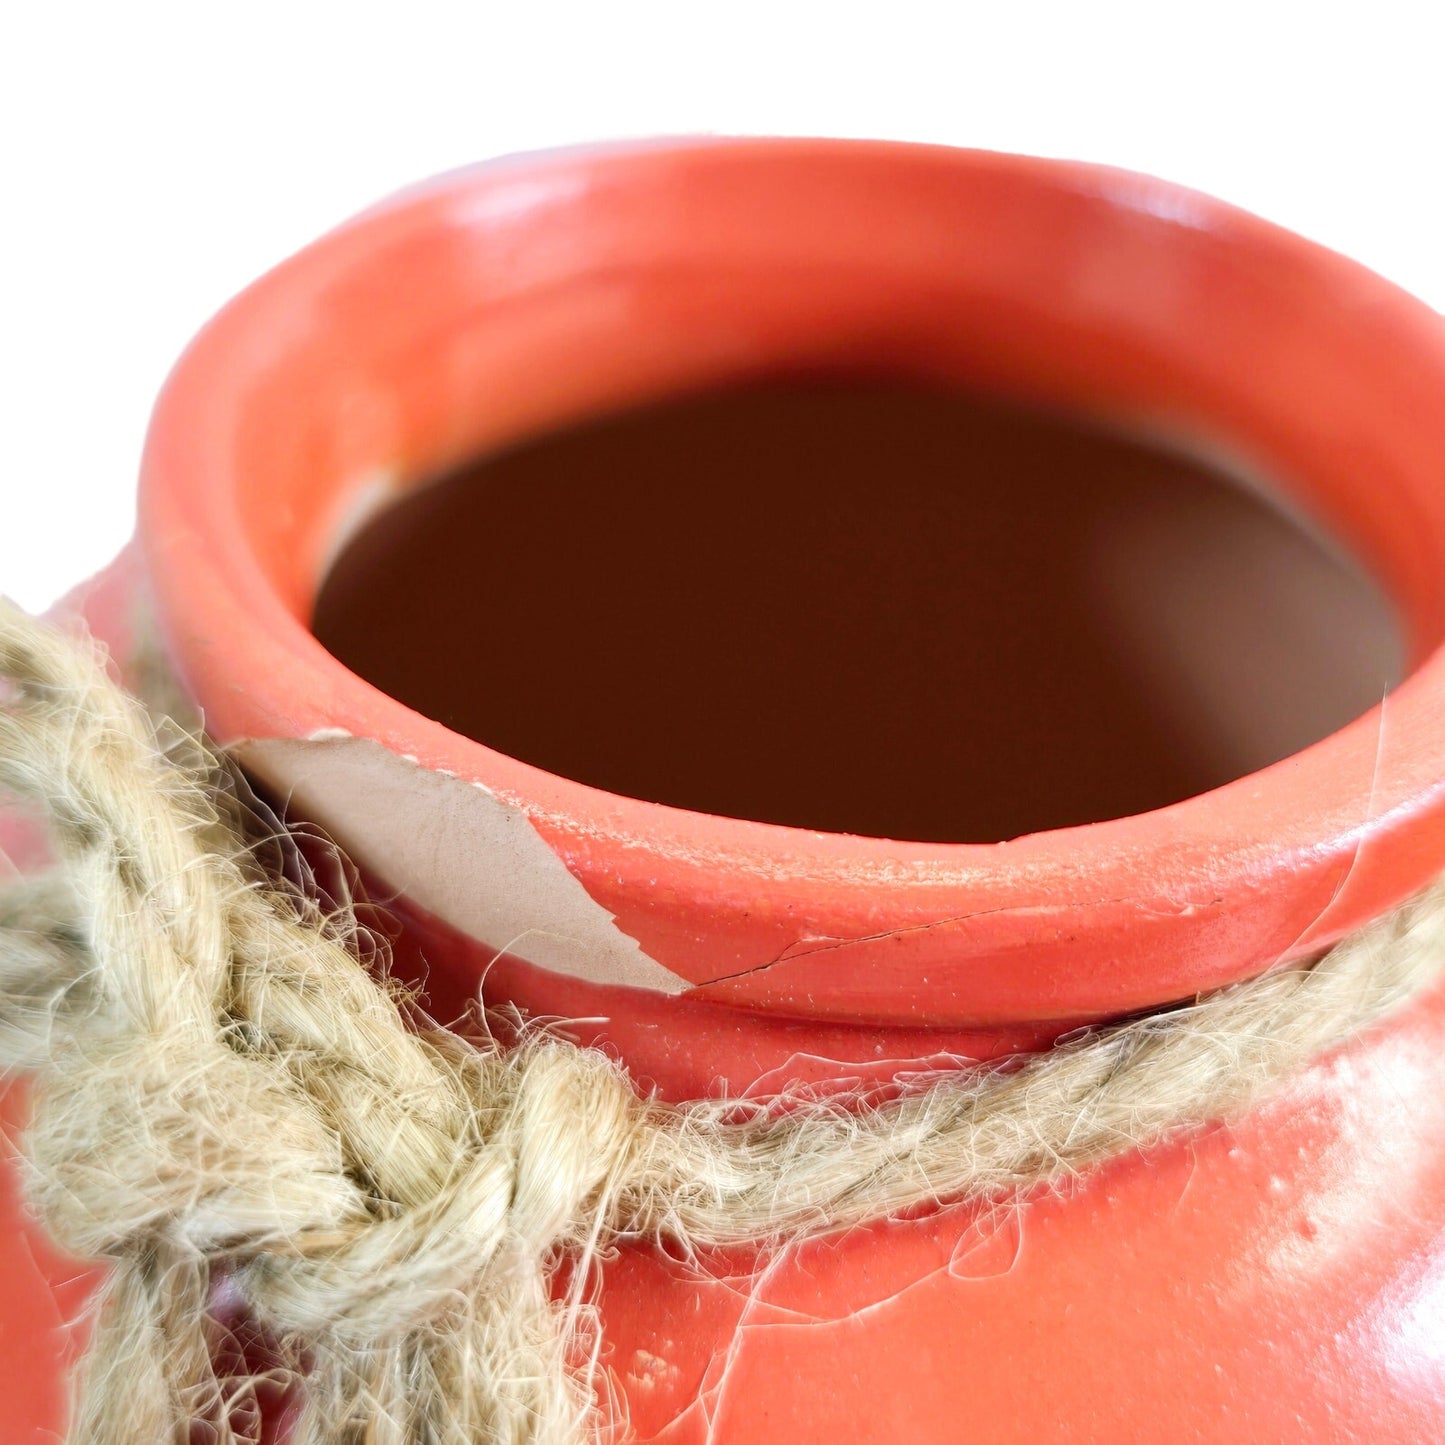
(2, 597, 1441, 1443)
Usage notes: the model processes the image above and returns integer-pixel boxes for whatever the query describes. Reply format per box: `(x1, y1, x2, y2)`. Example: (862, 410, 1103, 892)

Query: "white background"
(2, 1, 1442, 612)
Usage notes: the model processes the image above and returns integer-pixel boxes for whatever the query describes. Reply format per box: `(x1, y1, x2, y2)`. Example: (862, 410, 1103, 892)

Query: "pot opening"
(312, 375, 1402, 843)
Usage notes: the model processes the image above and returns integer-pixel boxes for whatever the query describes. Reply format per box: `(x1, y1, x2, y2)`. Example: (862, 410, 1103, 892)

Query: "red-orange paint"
(5, 139, 1445, 1441)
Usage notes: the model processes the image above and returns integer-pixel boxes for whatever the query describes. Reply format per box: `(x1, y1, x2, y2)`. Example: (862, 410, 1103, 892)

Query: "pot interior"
(313, 374, 1402, 843)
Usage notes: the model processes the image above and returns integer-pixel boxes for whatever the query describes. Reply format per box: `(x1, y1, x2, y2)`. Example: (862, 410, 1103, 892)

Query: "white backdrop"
(2, 0, 1441, 611)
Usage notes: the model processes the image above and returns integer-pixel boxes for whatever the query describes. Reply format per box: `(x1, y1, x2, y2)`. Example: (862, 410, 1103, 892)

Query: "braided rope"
(2, 597, 1442, 1442)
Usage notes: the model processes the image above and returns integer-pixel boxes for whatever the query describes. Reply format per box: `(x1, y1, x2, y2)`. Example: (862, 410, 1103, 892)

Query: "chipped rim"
(139, 136, 1445, 1026)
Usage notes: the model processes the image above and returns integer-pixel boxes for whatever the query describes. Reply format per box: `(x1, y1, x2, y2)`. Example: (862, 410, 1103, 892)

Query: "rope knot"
(503, 1041, 642, 1258)
(240, 1040, 641, 1351)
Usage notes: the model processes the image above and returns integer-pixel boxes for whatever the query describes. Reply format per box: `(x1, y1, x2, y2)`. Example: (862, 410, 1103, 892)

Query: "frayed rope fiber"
(3, 596, 1445, 1443)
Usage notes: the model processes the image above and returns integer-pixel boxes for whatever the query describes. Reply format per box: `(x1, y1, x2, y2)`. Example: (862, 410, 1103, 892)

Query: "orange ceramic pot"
(5, 137, 1445, 1441)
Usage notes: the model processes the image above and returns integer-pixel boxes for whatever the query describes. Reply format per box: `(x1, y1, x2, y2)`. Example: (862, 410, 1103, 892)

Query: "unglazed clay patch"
(235, 735, 688, 994)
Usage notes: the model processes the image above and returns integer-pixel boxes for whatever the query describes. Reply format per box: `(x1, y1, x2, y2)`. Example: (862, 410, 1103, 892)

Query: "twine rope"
(2, 597, 1443, 1444)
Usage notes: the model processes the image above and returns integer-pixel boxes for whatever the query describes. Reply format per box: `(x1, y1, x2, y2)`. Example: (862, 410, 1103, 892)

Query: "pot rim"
(138, 135, 1445, 1026)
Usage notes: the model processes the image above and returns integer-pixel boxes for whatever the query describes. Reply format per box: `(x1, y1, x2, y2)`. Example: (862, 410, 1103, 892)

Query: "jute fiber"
(2, 596, 1444, 1443)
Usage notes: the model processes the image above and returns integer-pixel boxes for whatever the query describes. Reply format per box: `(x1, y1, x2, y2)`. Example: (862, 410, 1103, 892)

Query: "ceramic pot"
(5, 137, 1445, 1441)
